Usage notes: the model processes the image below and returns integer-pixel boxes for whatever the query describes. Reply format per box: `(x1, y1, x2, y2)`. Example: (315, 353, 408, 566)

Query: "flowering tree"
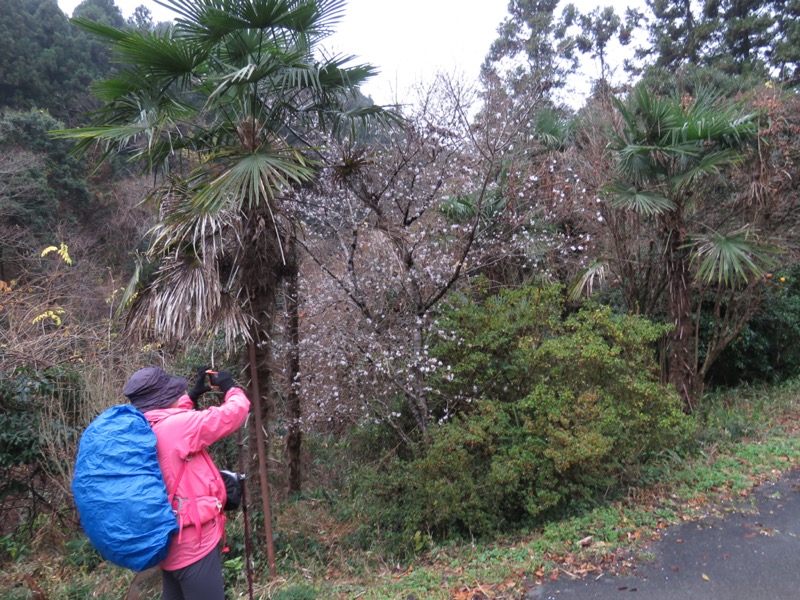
(291, 75, 578, 440)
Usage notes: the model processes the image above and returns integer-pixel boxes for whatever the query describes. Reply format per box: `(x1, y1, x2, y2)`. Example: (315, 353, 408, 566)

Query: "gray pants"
(161, 546, 225, 600)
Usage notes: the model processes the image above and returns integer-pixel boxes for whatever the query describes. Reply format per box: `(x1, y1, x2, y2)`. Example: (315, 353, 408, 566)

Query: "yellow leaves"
(0, 280, 12, 292)
(31, 309, 65, 326)
(106, 287, 126, 301)
(41, 243, 72, 265)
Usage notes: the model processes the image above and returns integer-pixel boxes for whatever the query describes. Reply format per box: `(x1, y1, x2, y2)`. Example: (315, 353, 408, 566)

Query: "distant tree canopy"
(482, 0, 800, 106)
(0, 109, 89, 224)
(72, 0, 125, 26)
(0, 0, 164, 122)
(483, 0, 579, 97)
(643, 0, 800, 83)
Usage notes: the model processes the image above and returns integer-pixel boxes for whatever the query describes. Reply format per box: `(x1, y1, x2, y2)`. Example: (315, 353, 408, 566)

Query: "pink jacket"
(145, 387, 250, 571)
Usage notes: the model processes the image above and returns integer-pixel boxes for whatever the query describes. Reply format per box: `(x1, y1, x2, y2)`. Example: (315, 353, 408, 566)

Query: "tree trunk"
(409, 317, 430, 438)
(242, 204, 282, 578)
(665, 228, 698, 411)
(284, 228, 303, 495)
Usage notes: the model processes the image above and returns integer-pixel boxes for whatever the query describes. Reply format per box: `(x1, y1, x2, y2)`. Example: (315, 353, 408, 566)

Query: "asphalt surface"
(527, 469, 800, 600)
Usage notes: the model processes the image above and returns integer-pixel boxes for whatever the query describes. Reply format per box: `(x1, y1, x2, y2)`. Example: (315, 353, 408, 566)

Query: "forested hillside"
(2, 0, 800, 598)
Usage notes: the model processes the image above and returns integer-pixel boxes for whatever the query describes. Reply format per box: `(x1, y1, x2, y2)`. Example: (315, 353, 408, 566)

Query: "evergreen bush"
(707, 265, 800, 386)
(351, 285, 692, 549)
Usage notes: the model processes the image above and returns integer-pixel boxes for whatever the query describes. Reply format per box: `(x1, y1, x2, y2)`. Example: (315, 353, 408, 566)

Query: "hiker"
(123, 365, 250, 600)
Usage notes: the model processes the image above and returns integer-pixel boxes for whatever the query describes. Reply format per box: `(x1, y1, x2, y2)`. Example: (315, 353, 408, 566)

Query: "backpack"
(71, 404, 178, 571)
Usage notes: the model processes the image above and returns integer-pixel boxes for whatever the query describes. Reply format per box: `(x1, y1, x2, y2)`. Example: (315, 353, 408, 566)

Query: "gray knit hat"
(123, 366, 187, 413)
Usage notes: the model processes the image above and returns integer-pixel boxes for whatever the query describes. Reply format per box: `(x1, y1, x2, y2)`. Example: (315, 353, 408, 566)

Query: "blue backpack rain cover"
(71, 404, 178, 571)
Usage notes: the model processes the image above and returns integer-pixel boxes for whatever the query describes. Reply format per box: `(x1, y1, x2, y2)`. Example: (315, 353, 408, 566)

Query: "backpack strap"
(199, 452, 227, 551)
(168, 455, 206, 544)
(167, 455, 189, 508)
(155, 413, 222, 546)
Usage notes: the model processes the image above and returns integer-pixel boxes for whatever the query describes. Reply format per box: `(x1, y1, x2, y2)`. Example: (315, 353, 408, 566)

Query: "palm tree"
(604, 86, 775, 409)
(56, 0, 394, 575)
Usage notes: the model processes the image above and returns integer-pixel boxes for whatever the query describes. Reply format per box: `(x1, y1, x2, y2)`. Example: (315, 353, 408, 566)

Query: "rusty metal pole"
(247, 335, 277, 579)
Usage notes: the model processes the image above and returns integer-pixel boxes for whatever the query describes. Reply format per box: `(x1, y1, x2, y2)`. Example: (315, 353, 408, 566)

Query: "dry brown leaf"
(562, 569, 580, 580)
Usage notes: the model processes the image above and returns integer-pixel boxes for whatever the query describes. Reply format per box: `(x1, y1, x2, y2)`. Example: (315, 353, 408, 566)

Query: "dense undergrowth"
(270, 377, 800, 599)
(2, 259, 799, 600)
(2, 281, 800, 599)
(3, 377, 800, 599)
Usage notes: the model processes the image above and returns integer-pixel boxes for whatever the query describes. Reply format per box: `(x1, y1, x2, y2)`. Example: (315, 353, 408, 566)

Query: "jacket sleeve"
(179, 387, 250, 456)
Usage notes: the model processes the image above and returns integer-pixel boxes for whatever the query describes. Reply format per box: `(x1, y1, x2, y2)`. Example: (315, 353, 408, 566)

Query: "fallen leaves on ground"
(450, 579, 518, 599)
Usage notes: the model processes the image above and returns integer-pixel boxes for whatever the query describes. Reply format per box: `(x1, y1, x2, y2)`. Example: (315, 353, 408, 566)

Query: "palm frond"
(533, 108, 573, 150)
(670, 148, 744, 191)
(439, 194, 477, 222)
(158, 0, 344, 44)
(688, 227, 780, 287)
(606, 182, 675, 216)
(117, 252, 145, 318)
(610, 85, 758, 219)
(69, 17, 130, 41)
(125, 251, 252, 348)
(567, 260, 609, 302)
(188, 147, 316, 213)
(115, 31, 206, 78)
(323, 103, 402, 140)
(148, 200, 234, 257)
(318, 55, 378, 87)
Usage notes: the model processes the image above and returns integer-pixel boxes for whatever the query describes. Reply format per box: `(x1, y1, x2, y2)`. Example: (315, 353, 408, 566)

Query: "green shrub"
(351, 285, 692, 549)
(428, 284, 563, 416)
(65, 537, 103, 570)
(706, 266, 800, 386)
(0, 366, 83, 535)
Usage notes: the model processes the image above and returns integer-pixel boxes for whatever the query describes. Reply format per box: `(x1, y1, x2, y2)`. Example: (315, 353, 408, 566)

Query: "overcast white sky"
(56, 0, 644, 107)
(325, 0, 510, 105)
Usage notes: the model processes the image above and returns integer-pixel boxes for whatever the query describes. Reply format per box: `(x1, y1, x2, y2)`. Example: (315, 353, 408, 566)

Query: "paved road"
(527, 469, 800, 599)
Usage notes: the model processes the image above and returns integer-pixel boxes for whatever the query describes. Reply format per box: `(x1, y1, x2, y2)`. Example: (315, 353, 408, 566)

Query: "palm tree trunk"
(243, 204, 282, 578)
(665, 228, 698, 411)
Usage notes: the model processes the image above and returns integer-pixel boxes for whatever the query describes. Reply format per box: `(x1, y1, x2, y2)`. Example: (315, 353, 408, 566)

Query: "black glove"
(187, 365, 211, 402)
(209, 370, 236, 393)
